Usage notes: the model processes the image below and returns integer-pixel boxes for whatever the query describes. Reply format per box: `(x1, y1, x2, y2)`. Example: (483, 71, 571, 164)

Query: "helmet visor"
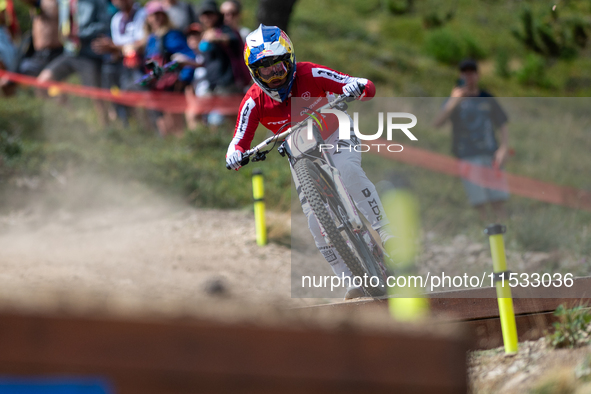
(256, 61, 289, 84)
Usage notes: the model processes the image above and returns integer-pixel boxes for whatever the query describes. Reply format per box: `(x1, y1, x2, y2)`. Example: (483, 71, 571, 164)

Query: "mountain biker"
(225, 24, 393, 299)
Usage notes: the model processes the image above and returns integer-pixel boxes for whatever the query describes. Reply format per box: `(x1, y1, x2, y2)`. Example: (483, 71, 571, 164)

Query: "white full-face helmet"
(244, 24, 296, 103)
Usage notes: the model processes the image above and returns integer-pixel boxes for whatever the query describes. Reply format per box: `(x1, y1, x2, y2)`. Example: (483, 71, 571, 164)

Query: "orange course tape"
(0, 69, 243, 115)
(3, 68, 590, 211)
(372, 138, 591, 212)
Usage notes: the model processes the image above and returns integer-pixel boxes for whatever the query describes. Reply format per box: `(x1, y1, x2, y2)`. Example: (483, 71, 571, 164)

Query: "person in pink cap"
(143, 0, 195, 135)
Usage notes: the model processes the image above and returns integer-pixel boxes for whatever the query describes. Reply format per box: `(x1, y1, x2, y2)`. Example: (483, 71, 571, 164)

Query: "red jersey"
(227, 62, 376, 155)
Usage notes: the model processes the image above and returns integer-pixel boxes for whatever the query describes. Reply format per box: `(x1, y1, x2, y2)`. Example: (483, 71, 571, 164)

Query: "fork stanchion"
(485, 224, 518, 355)
(382, 188, 429, 321)
(252, 169, 267, 246)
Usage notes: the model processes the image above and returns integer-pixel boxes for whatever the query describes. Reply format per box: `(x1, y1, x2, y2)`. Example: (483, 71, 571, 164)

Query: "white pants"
(291, 129, 389, 278)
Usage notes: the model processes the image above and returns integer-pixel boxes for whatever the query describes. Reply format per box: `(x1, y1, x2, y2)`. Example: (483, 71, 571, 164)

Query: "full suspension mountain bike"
(227, 94, 391, 297)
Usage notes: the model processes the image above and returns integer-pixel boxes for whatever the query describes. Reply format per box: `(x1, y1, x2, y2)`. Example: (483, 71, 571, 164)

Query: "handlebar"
(226, 93, 355, 170)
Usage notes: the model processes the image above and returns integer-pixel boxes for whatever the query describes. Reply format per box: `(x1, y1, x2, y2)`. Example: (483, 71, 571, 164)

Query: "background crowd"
(0, 0, 251, 135)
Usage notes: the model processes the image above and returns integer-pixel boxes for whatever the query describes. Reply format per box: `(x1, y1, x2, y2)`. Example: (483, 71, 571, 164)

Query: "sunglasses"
(256, 61, 289, 84)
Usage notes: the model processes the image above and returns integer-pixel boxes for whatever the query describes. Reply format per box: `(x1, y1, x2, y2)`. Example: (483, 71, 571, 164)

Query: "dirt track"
(1, 172, 585, 313)
(0, 175, 326, 315)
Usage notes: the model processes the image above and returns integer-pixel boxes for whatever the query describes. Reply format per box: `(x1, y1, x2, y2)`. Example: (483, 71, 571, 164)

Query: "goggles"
(256, 61, 289, 84)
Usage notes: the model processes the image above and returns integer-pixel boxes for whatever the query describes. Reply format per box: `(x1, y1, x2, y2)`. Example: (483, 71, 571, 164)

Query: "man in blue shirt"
(434, 59, 510, 221)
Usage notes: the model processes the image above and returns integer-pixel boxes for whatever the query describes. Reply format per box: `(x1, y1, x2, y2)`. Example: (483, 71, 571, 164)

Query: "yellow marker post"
(485, 224, 518, 355)
(382, 188, 429, 321)
(252, 169, 267, 246)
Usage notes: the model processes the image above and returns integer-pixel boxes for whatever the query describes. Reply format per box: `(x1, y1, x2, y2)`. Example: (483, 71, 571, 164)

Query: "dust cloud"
(0, 172, 307, 317)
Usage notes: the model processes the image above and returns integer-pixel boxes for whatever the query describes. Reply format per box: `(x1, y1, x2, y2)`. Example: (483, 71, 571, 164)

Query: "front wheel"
(294, 158, 387, 298)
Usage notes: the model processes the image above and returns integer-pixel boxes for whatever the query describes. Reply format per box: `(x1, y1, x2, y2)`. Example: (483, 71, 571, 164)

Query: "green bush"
(495, 49, 511, 78)
(546, 304, 591, 349)
(422, 10, 454, 29)
(0, 131, 22, 161)
(462, 32, 487, 60)
(424, 28, 465, 65)
(516, 54, 554, 88)
(0, 96, 44, 141)
(387, 0, 413, 15)
(0, 96, 44, 174)
(351, 0, 381, 15)
(512, 7, 589, 60)
(424, 28, 488, 65)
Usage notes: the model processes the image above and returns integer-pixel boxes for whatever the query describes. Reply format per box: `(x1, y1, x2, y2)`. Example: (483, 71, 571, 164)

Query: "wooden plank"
(453, 311, 558, 350)
(429, 296, 591, 321)
(301, 277, 591, 351)
(309, 277, 591, 321)
(0, 312, 470, 394)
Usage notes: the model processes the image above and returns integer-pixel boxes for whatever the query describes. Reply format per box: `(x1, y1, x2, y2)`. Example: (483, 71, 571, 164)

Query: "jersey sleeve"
(227, 93, 260, 156)
(308, 63, 376, 100)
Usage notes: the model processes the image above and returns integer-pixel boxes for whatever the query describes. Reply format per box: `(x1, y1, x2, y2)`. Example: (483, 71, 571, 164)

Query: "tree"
(256, 0, 298, 33)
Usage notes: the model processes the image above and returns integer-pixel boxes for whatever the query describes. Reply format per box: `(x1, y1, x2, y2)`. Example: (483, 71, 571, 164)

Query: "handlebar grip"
(343, 81, 366, 102)
(225, 155, 250, 170)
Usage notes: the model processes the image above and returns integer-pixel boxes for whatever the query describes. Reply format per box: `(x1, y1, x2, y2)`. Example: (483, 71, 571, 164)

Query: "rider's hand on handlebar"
(342, 79, 366, 100)
(226, 150, 244, 170)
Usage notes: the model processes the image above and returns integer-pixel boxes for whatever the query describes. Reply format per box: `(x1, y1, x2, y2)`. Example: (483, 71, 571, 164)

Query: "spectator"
(97, 2, 119, 122)
(185, 22, 204, 70)
(92, 0, 147, 125)
(0, 0, 19, 40)
(143, 0, 195, 135)
(433, 59, 510, 221)
(158, 0, 197, 33)
(184, 22, 208, 129)
(220, 0, 250, 43)
(0, 1, 17, 95)
(38, 0, 111, 125)
(198, 0, 242, 95)
(219, 0, 251, 92)
(17, 0, 63, 78)
(106, 0, 118, 17)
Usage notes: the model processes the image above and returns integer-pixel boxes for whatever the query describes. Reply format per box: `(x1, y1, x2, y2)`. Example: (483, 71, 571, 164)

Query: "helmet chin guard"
(244, 24, 296, 103)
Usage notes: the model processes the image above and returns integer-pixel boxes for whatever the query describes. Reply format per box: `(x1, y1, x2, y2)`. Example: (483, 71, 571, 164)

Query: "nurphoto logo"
(310, 108, 418, 153)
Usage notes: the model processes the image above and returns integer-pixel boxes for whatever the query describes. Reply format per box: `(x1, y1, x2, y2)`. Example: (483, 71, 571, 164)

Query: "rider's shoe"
(344, 286, 365, 300)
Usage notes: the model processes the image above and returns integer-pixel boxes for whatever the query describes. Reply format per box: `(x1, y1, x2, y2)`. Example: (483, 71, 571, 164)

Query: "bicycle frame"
(241, 95, 364, 232)
(234, 94, 390, 295)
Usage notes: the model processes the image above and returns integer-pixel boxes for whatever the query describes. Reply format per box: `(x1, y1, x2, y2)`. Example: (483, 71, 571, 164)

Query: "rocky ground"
(470, 338, 591, 393)
(418, 233, 587, 291)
